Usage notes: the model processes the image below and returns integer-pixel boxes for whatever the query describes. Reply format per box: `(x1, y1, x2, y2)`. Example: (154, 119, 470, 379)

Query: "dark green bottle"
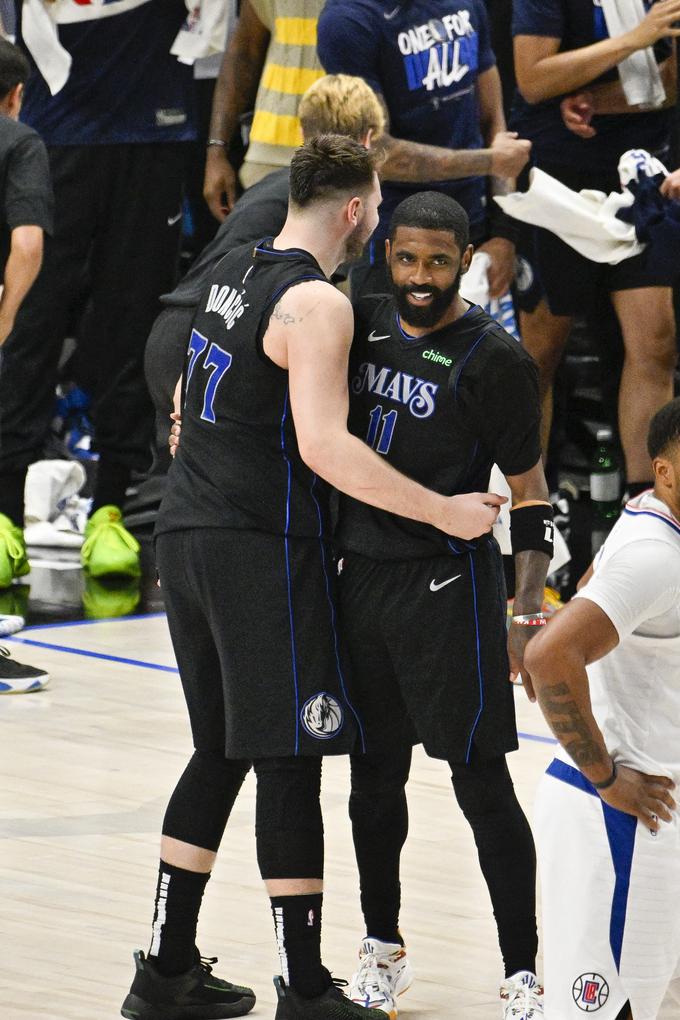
(590, 427, 620, 520)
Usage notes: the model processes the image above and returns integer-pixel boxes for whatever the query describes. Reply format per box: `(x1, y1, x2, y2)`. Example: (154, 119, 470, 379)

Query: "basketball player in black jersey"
(339, 192, 552, 1020)
(122, 139, 507, 1020)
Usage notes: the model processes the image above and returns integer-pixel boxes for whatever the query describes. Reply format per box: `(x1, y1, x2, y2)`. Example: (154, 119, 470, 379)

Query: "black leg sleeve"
(349, 745, 412, 942)
(450, 754, 538, 977)
(162, 750, 250, 853)
(254, 756, 324, 880)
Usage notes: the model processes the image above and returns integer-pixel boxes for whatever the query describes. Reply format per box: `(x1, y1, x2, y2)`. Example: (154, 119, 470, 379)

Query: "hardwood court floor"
(2, 615, 678, 1019)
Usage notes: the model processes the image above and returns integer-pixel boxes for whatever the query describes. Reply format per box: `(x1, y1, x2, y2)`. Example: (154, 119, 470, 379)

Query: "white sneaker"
(349, 937, 413, 1017)
(0, 614, 25, 637)
(500, 971, 544, 1019)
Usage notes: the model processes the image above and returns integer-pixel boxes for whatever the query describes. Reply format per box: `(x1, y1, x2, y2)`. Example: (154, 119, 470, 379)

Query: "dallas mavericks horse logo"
(301, 693, 344, 739)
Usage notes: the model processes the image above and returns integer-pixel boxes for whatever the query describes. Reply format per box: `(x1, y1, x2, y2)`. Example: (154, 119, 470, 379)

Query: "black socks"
(270, 893, 330, 998)
(148, 860, 210, 976)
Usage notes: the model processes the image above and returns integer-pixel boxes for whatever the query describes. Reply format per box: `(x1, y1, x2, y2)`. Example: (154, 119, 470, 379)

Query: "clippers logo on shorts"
(300, 693, 344, 739)
(572, 974, 610, 1012)
(397, 11, 479, 92)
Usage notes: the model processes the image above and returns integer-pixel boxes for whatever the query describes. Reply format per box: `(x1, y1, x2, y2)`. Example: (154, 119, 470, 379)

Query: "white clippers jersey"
(573, 491, 680, 784)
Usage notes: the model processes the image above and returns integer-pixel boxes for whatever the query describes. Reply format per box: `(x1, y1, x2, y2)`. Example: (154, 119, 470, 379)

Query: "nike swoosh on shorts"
(429, 574, 462, 592)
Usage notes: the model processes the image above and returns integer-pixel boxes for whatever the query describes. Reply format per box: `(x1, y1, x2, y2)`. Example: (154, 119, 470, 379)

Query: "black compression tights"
(162, 750, 250, 851)
(350, 747, 538, 977)
(253, 756, 324, 880)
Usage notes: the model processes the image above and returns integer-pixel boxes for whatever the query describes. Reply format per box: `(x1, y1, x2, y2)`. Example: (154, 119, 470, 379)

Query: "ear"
(362, 128, 374, 150)
(347, 195, 362, 226)
(5, 83, 23, 120)
(460, 243, 475, 275)
(385, 238, 391, 260)
(653, 455, 672, 490)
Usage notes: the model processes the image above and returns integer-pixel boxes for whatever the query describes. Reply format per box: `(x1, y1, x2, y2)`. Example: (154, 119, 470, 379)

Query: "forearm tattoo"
(539, 682, 606, 767)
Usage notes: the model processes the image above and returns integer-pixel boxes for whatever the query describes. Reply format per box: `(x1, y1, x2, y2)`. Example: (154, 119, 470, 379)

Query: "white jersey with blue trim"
(571, 490, 680, 784)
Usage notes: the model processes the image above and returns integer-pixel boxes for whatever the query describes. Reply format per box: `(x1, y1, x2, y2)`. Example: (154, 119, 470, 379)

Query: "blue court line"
(20, 611, 167, 632)
(7, 635, 178, 674)
(7, 628, 561, 744)
(518, 730, 558, 745)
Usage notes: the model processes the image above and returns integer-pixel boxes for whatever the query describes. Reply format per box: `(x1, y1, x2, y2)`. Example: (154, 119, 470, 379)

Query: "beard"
(344, 222, 372, 262)
(391, 267, 462, 329)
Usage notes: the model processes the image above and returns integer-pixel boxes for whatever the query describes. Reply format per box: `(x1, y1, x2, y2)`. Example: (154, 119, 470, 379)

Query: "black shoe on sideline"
(121, 950, 255, 1019)
(273, 975, 391, 1019)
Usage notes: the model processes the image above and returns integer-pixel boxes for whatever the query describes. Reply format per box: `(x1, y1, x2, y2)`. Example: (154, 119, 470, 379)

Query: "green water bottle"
(590, 427, 621, 521)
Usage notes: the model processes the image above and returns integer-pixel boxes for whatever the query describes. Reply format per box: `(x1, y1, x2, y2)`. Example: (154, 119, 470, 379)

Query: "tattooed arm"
(525, 598, 616, 779)
(525, 598, 676, 828)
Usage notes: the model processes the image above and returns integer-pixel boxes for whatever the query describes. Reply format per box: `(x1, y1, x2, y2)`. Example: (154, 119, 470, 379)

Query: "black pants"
(350, 746, 538, 977)
(0, 143, 188, 502)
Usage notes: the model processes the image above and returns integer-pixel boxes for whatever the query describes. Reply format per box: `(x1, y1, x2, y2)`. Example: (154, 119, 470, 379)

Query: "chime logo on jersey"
(300, 693, 344, 739)
(397, 10, 479, 92)
(352, 362, 439, 418)
(572, 973, 610, 1012)
(205, 283, 249, 330)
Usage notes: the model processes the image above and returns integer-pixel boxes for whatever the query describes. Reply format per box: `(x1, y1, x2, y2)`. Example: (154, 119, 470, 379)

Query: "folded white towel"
(601, 0, 666, 109)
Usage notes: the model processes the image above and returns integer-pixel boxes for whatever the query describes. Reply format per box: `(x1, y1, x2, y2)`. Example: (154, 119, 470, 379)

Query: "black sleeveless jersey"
(337, 296, 541, 560)
(156, 239, 334, 538)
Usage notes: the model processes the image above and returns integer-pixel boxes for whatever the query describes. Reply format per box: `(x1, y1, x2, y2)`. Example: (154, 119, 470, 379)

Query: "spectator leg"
(519, 300, 573, 456)
(611, 286, 677, 485)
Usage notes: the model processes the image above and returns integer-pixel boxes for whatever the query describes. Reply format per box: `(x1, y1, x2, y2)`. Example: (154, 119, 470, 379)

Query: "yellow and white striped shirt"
(242, 0, 324, 186)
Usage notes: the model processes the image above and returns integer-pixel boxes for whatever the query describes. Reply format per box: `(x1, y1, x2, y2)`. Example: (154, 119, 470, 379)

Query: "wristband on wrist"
(512, 612, 549, 626)
(510, 501, 555, 558)
(592, 762, 618, 790)
(206, 138, 227, 148)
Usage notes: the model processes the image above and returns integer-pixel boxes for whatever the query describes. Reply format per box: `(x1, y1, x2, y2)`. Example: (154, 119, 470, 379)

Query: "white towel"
(21, 0, 155, 95)
(459, 252, 521, 341)
(495, 167, 642, 264)
(601, 0, 666, 109)
(21, 0, 70, 96)
(171, 0, 236, 65)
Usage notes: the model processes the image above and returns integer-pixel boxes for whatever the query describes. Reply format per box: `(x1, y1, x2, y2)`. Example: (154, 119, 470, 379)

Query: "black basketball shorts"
(155, 528, 365, 759)
(337, 537, 519, 763)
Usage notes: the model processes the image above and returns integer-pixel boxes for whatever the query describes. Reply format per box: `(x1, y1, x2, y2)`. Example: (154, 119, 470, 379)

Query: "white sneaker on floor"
(349, 937, 413, 1017)
(500, 971, 544, 1019)
(0, 614, 24, 637)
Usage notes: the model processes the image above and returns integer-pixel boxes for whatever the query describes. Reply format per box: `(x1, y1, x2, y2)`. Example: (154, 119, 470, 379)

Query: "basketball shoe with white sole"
(274, 975, 390, 1020)
(500, 970, 544, 1019)
(349, 938, 413, 1016)
(0, 646, 49, 693)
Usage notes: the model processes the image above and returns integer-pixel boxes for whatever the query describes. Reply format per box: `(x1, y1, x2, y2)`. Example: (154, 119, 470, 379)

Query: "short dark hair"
(289, 134, 377, 208)
(647, 397, 680, 459)
(0, 39, 30, 101)
(388, 191, 470, 252)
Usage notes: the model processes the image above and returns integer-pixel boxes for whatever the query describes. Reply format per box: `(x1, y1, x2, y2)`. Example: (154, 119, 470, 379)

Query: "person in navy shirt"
(0, 0, 195, 585)
(317, 0, 531, 299)
(511, 0, 680, 503)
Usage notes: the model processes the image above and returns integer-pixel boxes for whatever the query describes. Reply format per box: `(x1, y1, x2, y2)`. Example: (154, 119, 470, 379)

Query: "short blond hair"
(298, 74, 385, 145)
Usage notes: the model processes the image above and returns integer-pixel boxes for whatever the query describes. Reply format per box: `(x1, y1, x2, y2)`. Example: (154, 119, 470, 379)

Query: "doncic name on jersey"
(351, 361, 439, 419)
(397, 9, 479, 92)
(205, 281, 249, 329)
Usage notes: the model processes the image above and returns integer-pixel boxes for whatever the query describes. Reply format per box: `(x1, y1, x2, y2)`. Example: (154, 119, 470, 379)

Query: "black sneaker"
(273, 975, 391, 1019)
(121, 950, 256, 1019)
(0, 646, 49, 694)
